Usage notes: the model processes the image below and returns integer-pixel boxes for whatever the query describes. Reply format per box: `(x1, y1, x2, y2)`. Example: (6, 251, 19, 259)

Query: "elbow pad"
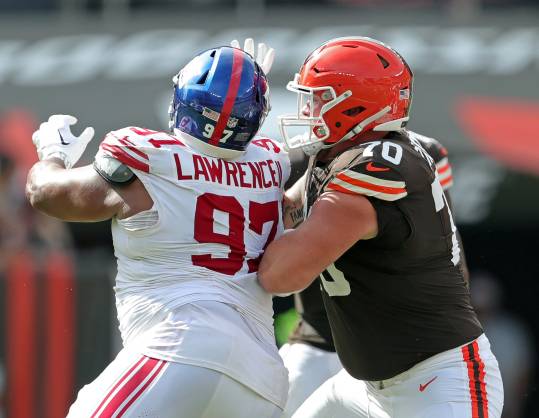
(93, 151, 135, 186)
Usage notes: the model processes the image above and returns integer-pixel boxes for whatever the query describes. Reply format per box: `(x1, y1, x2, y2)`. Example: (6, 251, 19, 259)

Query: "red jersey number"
(251, 138, 281, 153)
(192, 193, 279, 275)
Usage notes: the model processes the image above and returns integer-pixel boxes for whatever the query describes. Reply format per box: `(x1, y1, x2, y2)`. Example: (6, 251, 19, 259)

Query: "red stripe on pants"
(43, 251, 76, 418)
(462, 340, 489, 418)
(115, 360, 166, 417)
(94, 357, 164, 417)
(90, 356, 146, 418)
(5, 252, 37, 418)
(473, 341, 489, 418)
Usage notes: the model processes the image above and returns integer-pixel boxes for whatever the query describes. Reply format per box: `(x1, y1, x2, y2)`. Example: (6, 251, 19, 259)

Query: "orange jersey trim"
(336, 172, 407, 195)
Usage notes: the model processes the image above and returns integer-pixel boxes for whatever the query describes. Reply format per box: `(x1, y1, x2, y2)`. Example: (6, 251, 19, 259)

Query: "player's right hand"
(32, 114, 95, 169)
(231, 38, 275, 75)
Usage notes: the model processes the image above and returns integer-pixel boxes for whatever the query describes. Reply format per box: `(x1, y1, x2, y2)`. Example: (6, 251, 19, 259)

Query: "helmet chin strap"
(373, 116, 409, 131)
(301, 140, 325, 156)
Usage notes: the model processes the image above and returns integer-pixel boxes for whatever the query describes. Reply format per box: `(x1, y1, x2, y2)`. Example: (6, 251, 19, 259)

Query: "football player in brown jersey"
(259, 37, 503, 418)
(279, 134, 462, 417)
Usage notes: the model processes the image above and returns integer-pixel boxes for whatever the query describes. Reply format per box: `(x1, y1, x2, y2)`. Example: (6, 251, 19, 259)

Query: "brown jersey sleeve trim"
(327, 170, 408, 201)
(435, 157, 454, 190)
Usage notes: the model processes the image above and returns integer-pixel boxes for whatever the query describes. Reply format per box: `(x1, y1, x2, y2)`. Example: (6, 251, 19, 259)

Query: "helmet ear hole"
(196, 71, 209, 85)
(342, 106, 366, 117)
(377, 54, 390, 69)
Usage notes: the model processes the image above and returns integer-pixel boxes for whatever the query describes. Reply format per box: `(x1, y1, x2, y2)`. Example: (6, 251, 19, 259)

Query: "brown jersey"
(295, 130, 481, 380)
(290, 131, 456, 352)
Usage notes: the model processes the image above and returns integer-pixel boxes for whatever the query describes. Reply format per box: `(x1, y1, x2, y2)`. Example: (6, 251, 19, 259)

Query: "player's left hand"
(231, 38, 275, 75)
(32, 114, 95, 169)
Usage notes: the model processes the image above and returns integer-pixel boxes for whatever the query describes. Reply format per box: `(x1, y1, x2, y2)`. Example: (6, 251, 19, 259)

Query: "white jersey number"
(320, 263, 351, 296)
(363, 141, 403, 165)
(431, 178, 460, 265)
(202, 123, 233, 143)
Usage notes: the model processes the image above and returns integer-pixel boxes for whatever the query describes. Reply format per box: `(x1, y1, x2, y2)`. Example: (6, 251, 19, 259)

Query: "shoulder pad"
(94, 151, 135, 185)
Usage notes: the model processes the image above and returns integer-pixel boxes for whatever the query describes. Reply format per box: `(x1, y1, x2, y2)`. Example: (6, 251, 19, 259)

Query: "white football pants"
(293, 334, 503, 418)
(279, 342, 342, 418)
(67, 348, 282, 418)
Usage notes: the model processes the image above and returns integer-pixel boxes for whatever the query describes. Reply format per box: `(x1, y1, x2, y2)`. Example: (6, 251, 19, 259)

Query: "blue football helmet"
(169, 46, 270, 158)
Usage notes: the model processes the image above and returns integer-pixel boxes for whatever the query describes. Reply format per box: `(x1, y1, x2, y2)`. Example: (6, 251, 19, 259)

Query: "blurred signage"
(1, 26, 539, 85)
(0, 15, 538, 226)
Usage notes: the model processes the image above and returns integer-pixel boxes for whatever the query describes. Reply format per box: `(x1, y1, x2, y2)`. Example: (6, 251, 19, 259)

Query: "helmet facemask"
(278, 74, 399, 156)
(278, 74, 354, 155)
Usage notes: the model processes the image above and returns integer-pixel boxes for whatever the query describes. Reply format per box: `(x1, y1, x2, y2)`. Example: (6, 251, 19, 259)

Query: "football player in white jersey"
(26, 43, 291, 418)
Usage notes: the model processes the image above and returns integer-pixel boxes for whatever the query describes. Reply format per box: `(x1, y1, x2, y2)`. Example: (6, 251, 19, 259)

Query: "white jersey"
(97, 126, 291, 407)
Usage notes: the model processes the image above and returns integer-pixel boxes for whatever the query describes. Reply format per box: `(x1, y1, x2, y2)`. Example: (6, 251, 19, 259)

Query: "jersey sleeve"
(327, 159, 408, 202)
(413, 133, 454, 191)
(97, 127, 153, 173)
(434, 156, 453, 190)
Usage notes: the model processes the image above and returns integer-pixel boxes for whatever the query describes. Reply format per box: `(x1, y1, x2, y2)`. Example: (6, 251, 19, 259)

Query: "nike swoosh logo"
(59, 131, 68, 145)
(419, 376, 438, 392)
(366, 162, 390, 172)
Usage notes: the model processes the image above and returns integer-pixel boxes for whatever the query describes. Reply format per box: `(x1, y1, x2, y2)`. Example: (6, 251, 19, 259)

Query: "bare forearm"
(259, 191, 378, 294)
(282, 173, 307, 229)
(258, 228, 320, 293)
(26, 159, 68, 214)
(283, 195, 304, 229)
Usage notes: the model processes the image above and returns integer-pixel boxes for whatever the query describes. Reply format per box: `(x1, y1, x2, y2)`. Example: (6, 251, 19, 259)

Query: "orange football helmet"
(278, 37, 413, 154)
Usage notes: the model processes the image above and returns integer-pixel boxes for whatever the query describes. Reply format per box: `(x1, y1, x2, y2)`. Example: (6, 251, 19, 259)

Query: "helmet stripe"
(210, 48, 244, 145)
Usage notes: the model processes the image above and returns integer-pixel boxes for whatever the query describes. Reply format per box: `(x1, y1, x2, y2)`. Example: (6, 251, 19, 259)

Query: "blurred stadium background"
(1, 0, 538, 417)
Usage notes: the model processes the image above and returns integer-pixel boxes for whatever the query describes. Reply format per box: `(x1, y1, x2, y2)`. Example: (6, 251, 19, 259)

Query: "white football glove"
(32, 114, 95, 169)
(230, 38, 275, 75)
